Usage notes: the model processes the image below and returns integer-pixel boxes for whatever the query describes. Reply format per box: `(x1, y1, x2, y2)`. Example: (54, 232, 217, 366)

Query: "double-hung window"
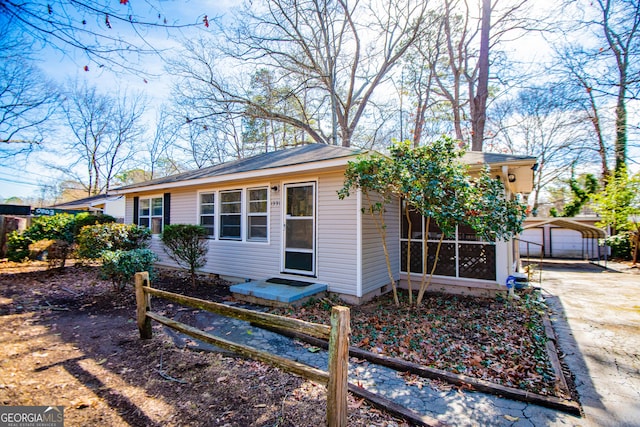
(139, 196, 163, 234)
(220, 190, 242, 239)
(199, 192, 215, 238)
(247, 187, 268, 241)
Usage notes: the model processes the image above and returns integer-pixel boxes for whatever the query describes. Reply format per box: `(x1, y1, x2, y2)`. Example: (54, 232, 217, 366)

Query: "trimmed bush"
(76, 223, 151, 259)
(7, 231, 30, 262)
(161, 224, 209, 286)
(6, 212, 117, 264)
(72, 213, 116, 236)
(100, 249, 158, 290)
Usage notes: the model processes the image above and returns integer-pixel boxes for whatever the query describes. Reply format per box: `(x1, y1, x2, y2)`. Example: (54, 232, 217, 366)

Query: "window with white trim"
(247, 187, 268, 241)
(199, 192, 215, 238)
(139, 196, 163, 234)
(220, 190, 242, 239)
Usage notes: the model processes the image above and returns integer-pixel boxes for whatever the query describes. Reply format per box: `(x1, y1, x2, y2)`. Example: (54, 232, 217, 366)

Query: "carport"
(522, 218, 607, 260)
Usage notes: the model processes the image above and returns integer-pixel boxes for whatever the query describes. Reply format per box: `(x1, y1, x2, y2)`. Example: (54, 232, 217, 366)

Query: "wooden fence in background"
(134, 272, 350, 427)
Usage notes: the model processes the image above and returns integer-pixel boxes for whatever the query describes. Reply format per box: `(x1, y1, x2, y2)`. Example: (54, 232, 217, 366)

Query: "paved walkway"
(165, 260, 639, 426)
(540, 260, 640, 427)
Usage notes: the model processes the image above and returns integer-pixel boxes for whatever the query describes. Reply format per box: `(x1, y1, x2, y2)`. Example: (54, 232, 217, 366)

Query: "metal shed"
(521, 218, 607, 260)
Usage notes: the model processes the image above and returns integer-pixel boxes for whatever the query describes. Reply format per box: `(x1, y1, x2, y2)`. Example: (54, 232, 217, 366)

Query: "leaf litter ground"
(271, 288, 561, 397)
(0, 261, 567, 426)
(0, 262, 407, 426)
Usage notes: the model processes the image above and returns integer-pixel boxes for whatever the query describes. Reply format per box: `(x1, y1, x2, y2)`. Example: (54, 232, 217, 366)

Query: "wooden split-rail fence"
(134, 272, 350, 427)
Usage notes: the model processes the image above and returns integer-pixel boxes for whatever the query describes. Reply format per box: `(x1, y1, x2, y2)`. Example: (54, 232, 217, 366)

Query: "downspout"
(501, 165, 515, 274)
(356, 189, 363, 298)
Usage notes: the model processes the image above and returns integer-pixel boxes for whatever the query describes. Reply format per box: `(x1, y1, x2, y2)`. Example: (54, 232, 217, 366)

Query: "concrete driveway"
(539, 260, 640, 427)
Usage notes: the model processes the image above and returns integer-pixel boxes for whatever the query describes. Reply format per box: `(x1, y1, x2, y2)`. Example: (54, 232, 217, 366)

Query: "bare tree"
(553, 45, 614, 179)
(488, 86, 596, 215)
(0, 0, 206, 76)
(169, 0, 428, 148)
(0, 25, 59, 161)
(420, 0, 532, 150)
(147, 105, 179, 179)
(576, 0, 640, 173)
(59, 82, 145, 195)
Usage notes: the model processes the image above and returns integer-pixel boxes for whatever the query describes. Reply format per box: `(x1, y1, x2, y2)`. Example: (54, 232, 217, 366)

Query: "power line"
(0, 164, 57, 180)
(0, 176, 43, 187)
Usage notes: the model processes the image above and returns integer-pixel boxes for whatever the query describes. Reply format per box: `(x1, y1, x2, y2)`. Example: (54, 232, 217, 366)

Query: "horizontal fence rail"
(134, 272, 349, 427)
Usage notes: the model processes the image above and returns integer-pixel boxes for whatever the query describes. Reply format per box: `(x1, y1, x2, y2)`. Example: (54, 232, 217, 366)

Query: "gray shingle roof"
(115, 143, 366, 191)
(115, 143, 536, 192)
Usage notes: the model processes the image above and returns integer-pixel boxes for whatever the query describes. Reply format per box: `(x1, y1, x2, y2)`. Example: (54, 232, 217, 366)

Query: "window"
(220, 190, 242, 239)
(139, 196, 163, 234)
(199, 192, 215, 238)
(247, 187, 268, 241)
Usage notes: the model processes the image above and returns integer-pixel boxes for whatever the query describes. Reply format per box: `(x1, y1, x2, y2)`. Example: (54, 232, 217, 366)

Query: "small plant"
(100, 249, 158, 290)
(602, 232, 632, 260)
(161, 224, 209, 286)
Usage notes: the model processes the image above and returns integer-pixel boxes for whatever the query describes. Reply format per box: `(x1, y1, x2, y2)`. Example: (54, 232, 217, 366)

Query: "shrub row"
(7, 213, 155, 289)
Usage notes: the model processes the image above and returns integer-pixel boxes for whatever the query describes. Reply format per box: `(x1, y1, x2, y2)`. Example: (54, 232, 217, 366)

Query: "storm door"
(283, 182, 316, 275)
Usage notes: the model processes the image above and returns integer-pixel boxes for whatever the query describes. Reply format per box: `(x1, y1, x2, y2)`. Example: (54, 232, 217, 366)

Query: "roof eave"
(111, 156, 353, 195)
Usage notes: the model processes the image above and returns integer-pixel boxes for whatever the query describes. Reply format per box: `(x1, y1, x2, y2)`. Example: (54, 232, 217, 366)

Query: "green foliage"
(562, 174, 599, 217)
(590, 169, 639, 260)
(25, 213, 77, 243)
(76, 223, 150, 259)
(467, 168, 528, 242)
(100, 249, 158, 290)
(72, 212, 116, 236)
(393, 137, 469, 238)
(161, 224, 209, 285)
(602, 232, 632, 260)
(592, 169, 640, 233)
(6, 231, 30, 262)
(6, 213, 117, 263)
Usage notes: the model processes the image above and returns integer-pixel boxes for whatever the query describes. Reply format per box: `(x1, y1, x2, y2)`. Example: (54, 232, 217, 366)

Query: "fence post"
(134, 271, 152, 339)
(327, 306, 350, 427)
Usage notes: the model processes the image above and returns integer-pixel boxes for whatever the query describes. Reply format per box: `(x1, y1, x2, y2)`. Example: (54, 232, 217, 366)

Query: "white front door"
(283, 182, 316, 275)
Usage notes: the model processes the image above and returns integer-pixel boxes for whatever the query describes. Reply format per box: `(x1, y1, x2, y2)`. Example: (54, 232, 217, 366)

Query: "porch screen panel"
(400, 206, 497, 280)
(400, 241, 424, 274)
(425, 241, 456, 276)
(458, 244, 496, 280)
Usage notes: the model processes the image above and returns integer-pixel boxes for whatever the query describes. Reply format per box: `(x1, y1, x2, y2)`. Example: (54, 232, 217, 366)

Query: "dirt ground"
(0, 261, 408, 427)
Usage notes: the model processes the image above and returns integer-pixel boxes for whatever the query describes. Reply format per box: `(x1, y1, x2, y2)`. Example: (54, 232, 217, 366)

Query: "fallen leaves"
(273, 290, 558, 397)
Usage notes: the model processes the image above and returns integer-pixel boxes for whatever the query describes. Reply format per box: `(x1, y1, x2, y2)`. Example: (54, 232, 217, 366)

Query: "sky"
(0, 0, 637, 203)
(0, 0, 231, 201)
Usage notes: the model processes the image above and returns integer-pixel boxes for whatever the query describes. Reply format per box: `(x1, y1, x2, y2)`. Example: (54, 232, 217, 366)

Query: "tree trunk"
(614, 81, 627, 173)
(471, 0, 491, 152)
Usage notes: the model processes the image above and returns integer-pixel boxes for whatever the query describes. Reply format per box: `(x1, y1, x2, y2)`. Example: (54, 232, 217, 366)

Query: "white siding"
(549, 228, 583, 258)
(315, 173, 359, 295)
(361, 194, 400, 296)
(123, 172, 362, 294)
(124, 197, 134, 224)
(169, 188, 197, 224)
